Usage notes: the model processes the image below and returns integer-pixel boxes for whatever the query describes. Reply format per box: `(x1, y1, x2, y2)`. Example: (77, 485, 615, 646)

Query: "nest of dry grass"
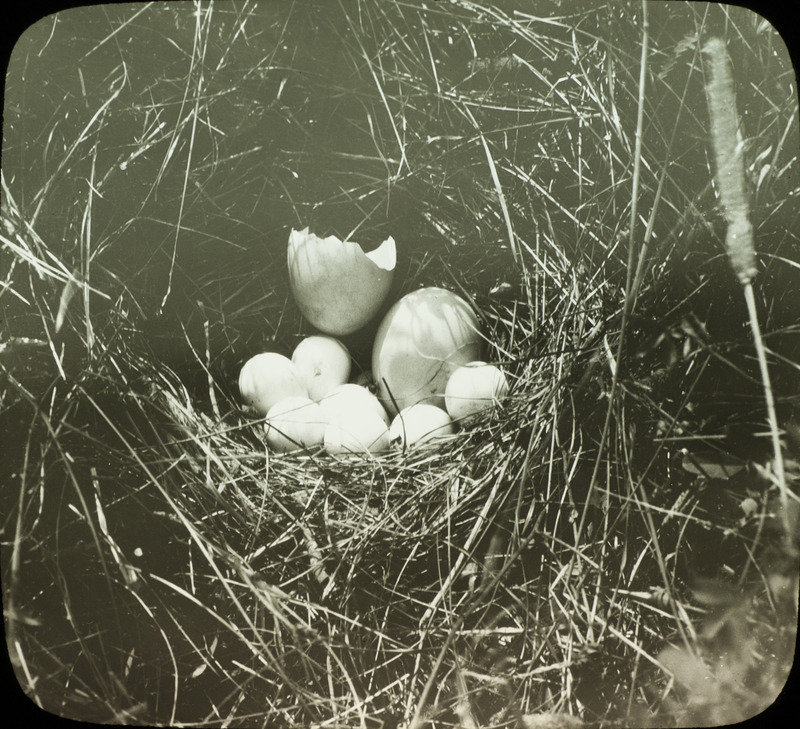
(2, 2, 799, 727)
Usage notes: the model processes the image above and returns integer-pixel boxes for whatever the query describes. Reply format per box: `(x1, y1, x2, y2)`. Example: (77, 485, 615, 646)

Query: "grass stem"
(703, 37, 790, 543)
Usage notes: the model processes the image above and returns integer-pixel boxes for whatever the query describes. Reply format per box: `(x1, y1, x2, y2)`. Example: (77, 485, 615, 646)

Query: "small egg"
(319, 383, 390, 425)
(389, 403, 454, 448)
(265, 396, 327, 453)
(445, 362, 509, 421)
(291, 335, 351, 401)
(323, 410, 390, 456)
(239, 352, 307, 415)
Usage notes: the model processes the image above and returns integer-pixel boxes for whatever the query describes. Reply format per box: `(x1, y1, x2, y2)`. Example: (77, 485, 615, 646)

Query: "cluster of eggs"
(238, 338, 390, 455)
(238, 228, 510, 456)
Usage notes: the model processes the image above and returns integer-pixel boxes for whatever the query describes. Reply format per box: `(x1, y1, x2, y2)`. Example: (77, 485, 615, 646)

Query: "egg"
(319, 383, 390, 425)
(389, 403, 454, 448)
(323, 410, 390, 456)
(445, 361, 509, 421)
(288, 228, 396, 335)
(372, 287, 482, 415)
(291, 335, 351, 401)
(239, 352, 308, 415)
(264, 396, 328, 453)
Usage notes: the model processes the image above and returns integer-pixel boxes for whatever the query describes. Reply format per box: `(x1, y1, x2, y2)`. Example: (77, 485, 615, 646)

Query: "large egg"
(389, 403, 454, 449)
(445, 361, 509, 421)
(372, 287, 482, 415)
(287, 228, 396, 335)
(239, 352, 308, 415)
(291, 335, 351, 401)
(264, 396, 327, 453)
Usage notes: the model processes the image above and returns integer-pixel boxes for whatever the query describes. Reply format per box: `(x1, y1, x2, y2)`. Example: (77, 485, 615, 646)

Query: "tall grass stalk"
(702, 37, 791, 543)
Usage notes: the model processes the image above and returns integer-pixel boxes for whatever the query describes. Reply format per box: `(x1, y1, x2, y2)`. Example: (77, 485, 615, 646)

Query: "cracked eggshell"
(291, 335, 351, 401)
(389, 403, 454, 449)
(264, 396, 328, 453)
(445, 361, 509, 421)
(372, 287, 482, 415)
(288, 228, 396, 335)
(238, 352, 308, 416)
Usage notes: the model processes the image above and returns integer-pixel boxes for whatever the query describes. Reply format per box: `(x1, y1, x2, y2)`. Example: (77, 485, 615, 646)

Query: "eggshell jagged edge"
(287, 228, 396, 335)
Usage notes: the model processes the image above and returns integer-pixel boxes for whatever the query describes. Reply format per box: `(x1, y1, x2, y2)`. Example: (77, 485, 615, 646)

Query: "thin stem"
(744, 282, 791, 540)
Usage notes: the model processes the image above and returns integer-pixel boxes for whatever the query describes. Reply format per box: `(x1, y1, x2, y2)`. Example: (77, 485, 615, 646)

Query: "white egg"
(319, 383, 390, 425)
(264, 396, 327, 453)
(445, 362, 509, 421)
(389, 403, 454, 448)
(239, 352, 307, 415)
(291, 335, 351, 401)
(323, 410, 390, 456)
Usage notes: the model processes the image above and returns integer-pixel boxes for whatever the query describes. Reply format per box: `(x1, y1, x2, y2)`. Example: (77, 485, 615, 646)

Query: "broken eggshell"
(287, 228, 396, 335)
